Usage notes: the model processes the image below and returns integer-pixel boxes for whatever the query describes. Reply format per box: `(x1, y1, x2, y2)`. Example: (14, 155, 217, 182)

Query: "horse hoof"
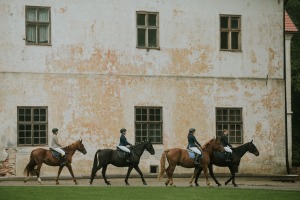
(75, 181, 79, 185)
(56, 182, 60, 185)
(143, 182, 147, 185)
(217, 184, 221, 187)
(195, 183, 199, 187)
(106, 181, 111, 185)
(234, 184, 238, 187)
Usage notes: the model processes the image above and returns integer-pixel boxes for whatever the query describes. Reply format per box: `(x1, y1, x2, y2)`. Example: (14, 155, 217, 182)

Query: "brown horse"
(158, 138, 224, 187)
(24, 140, 87, 185)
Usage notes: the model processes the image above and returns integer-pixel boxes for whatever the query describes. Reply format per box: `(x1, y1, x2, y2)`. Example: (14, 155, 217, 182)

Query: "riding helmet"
(189, 128, 196, 133)
(120, 128, 126, 133)
(52, 128, 58, 133)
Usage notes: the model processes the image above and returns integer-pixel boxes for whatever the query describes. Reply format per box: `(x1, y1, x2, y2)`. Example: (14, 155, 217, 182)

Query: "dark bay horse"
(90, 140, 155, 186)
(190, 140, 259, 187)
(158, 138, 224, 187)
(24, 140, 87, 185)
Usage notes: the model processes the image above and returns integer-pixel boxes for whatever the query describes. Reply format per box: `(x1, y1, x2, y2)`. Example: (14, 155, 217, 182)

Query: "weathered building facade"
(0, 0, 293, 177)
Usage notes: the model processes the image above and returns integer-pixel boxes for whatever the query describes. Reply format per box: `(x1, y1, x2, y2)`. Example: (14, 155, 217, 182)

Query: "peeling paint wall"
(0, 0, 286, 177)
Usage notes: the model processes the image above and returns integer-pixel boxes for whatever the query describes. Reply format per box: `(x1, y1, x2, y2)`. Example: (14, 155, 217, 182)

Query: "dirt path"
(0, 176, 299, 191)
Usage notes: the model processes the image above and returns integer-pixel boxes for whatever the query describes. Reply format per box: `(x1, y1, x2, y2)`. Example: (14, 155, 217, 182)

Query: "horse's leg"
(55, 166, 64, 185)
(134, 165, 147, 185)
(225, 167, 237, 187)
(35, 163, 43, 185)
(194, 167, 203, 187)
(125, 166, 133, 186)
(65, 164, 78, 185)
(90, 164, 102, 185)
(202, 165, 211, 187)
(165, 165, 176, 186)
(101, 165, 111, 185)
(208, 164, 221, 186)
(189, 168, 199, 186)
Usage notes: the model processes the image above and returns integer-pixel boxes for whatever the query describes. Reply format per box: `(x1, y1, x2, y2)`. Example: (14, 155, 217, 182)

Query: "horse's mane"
(202, 138, 215, 149)
(62, 140, 80, 151)
(133, 140, 148, 147)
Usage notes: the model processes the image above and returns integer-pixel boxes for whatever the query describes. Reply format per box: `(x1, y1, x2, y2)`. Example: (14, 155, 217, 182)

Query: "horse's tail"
(23, 151, 36, 176)
(158, 149, 169, 180)
(92, 149, 102, 170)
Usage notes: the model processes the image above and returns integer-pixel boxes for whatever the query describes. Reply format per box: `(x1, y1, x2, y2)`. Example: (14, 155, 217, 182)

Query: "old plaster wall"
(0, 0, 286, 176)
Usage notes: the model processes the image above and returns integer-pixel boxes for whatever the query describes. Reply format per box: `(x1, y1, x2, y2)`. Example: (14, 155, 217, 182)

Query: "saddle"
(213, 151, 227, 160)
(116, 147, 133, 159)
(49, 148, 64, 159)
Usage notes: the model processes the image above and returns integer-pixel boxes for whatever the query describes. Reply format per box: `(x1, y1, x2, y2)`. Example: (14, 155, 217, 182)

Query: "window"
(135, 107, 162, 144)
(216, 108, 243, 143)
(25, 6, 51, 45)
(220, 15, 241, 51)
(136, 12, 159, 49)
(18, 107, 48, 146)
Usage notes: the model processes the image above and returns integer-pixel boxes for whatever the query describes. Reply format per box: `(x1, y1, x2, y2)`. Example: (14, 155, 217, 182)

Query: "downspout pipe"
(283, 0, 290, 174)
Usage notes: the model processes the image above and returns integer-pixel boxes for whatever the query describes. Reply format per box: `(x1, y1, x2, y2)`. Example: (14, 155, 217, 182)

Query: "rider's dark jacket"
(220, 134, 232, 148)
(119, 133, 131, 146)
(187, 133, 201, 149)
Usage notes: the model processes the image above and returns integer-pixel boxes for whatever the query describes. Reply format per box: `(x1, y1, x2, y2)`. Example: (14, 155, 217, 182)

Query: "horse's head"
(248, 140, 259, 156)
(76, 140, 87, 155)
(144, 139, 155, 155)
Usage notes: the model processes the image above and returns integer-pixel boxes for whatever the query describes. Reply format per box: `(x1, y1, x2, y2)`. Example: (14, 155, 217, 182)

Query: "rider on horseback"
(220, 129, 233, 162)
(187, 128, 202, 165)
(117, 128, 133, 162)
(51, 128, 66, 166)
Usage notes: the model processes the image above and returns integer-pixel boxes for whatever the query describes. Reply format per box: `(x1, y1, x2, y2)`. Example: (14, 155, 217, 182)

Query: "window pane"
(148, 29, 157, 47)
(231, 32, 239, 49)
(27, 25, 37, 43)
(38, 9, 49, 22)
(137, 14, 145, 26)
(231, 17, 239, 29)
(27, 8, 36, 21)
(148, 14, 157, 26)
(137, 29, 146, 47)
(221, 32, 228, 49)
(220, 17, 228, 28)
(39, 25, 49, 43)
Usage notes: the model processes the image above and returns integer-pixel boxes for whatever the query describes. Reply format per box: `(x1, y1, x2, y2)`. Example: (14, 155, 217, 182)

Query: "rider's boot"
(126, 151, 132, 162)
(60, 155, 66, 166)
(194, 154, 200, 165)
(226, 152, 231, 162)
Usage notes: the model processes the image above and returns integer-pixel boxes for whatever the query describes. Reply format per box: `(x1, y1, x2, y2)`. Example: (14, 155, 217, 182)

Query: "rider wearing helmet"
(117, 128, 133, 162)
(187, 128, 202, 164)
(50, 128, 66, 166)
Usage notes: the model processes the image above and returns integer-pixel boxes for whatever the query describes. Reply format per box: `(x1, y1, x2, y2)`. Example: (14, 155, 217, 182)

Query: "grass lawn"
(1, 186, 299, 200)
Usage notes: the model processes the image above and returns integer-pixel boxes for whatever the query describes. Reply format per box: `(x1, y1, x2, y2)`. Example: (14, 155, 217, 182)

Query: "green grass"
(1, 186, 299, 200)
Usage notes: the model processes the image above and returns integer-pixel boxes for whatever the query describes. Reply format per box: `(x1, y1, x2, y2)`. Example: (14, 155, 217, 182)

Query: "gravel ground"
(0, 176, 299, 191)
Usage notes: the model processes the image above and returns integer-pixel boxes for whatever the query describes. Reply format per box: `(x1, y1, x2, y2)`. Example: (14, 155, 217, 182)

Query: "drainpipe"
(283, 0, 290, 174)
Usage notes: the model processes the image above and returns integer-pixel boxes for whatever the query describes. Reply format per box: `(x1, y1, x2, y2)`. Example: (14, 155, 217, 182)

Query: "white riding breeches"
(117, 146, 130, 153)
(189, 147, 201, 155)
(52, 147, 65, 156)
(224, 146, 233, 153)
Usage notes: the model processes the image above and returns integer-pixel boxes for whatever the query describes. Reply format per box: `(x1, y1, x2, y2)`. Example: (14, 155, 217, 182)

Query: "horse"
(190, 140, 259, 187)
(24, 140, 87, 185)
(158, 138, 224, 187)
(90, 140, 155, 186)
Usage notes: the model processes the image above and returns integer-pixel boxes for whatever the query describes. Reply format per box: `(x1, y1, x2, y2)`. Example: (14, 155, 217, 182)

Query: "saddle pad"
(50, 150, 60, 159)
(117, 150, 127, 158)
(187, 150, 195, 159)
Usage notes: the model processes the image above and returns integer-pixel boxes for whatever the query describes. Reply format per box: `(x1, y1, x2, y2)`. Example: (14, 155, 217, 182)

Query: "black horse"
(90, 140, 155, 186)
(190, 140, 259, 187)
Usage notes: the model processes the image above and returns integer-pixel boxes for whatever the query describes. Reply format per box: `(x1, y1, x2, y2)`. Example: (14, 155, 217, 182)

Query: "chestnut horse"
(24, 140, 87, 185)
(158, 138, 224, 187)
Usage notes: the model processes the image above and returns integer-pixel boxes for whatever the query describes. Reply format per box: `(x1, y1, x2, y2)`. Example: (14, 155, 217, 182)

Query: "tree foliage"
(286, 0, 300, 166)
